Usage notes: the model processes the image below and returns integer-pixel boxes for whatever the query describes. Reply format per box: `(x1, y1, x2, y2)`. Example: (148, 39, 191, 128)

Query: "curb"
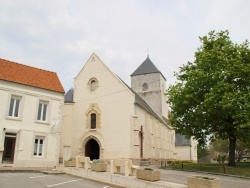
(161, 168, 250, 180)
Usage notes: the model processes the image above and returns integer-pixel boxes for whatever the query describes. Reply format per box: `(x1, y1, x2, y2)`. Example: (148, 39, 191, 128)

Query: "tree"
(167, 30, 250, 166)
(210, 138, 250, 162)
(236, 140, 250, 162)
(197, 144, 209, 159)
(210, 139, 228, 154)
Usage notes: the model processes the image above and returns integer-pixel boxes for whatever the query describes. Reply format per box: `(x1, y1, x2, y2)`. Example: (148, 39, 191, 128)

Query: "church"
(60, 53, 179, 164)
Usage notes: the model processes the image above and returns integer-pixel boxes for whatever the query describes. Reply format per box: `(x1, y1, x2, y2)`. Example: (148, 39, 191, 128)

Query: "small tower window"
(143, 83, 148, 91)
(91, 113, 96, 129)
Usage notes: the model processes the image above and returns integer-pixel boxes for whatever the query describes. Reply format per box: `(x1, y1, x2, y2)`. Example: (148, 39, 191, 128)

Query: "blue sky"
(1, 0, 250, 91)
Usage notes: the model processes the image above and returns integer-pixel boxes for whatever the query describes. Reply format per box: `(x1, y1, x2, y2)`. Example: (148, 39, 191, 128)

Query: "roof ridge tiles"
(0, 58, 65, 93)
(0, 58, 55, 74)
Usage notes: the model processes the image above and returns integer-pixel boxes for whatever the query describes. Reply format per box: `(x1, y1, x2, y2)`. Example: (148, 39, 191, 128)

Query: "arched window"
(86, 104, 100, 129)
(143, 83, 148, 91)
(91, 113, 96, 129)
(88, 77, 99, 91)
(91, 80, 96, 90)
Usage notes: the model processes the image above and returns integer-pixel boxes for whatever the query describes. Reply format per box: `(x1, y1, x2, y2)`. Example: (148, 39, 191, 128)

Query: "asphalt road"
(0, 172, 118, 188)
(1, 170, 250, 188)
(160, 169, 250, 188)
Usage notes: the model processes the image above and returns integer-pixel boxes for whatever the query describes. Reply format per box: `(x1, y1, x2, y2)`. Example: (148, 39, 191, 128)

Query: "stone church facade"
(60, 53, 176, 164)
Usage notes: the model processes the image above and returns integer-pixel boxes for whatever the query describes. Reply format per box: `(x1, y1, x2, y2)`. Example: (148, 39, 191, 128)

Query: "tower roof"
(131, 56, 166, 79)
(131, 56, 161, 76)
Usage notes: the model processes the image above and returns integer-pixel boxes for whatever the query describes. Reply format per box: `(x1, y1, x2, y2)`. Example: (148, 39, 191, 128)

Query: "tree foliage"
(210, 138, 250, 162)
(168, 30, 250, 166)
(197, 144, 209, 159)
(210, 139, 228, 153)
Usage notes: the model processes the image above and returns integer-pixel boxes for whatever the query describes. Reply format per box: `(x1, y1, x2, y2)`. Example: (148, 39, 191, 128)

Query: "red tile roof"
(0, 58, 65, 93)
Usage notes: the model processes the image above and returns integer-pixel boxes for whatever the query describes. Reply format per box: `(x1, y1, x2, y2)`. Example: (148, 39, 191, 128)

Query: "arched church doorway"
(85, 139, 100, 160)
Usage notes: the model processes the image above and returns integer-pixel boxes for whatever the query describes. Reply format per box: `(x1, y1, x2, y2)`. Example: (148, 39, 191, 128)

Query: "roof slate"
(119, 78, 170, 127)
(131, 56, 161, 76)
(175, 134, 191, 146)
(64, 87, 74, 102)
(0, 58, 64, 93)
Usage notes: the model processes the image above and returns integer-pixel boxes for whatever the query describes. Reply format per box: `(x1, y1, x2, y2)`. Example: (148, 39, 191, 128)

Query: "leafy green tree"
(168, 30, 250, 166)
(217, 154, 222, 163)
(197, 144, 209, 159)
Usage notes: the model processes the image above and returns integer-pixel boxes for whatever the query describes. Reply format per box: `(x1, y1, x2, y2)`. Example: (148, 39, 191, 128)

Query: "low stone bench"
(75, 156, 91, 169)
(110, 159, 139, 176)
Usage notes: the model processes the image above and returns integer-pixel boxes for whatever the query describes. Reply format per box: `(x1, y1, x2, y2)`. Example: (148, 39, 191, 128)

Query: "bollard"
(223, 164, 226, 174)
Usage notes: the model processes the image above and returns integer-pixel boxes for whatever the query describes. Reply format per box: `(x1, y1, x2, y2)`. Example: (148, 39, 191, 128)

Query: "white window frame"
(7, 95, 23, 120)
(37, 100, 49, 122)
(33, 136, 45, 157)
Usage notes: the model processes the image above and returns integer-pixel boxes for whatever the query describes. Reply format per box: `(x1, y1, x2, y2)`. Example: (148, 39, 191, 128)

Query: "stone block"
(136, 168, 160, 181)
(91, 163, 107, 172)
(64, 160, 76, 167)
(187, 176, 220, 188)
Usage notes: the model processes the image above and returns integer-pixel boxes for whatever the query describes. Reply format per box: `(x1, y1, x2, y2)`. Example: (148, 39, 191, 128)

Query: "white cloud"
(0, 0, 250, 91)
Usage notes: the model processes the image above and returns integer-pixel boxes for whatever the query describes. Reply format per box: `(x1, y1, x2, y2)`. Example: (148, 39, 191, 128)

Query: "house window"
(33, 137, 45, 157)
(37, 101, 48, 121)
(8, 96, 21, 117)
(91, 113, 96, 129)
(143, 83, 148, 91)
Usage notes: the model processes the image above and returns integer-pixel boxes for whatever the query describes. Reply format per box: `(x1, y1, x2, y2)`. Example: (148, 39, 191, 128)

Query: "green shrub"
(92, 159, 105, 164)
(144, 167, 153, 171)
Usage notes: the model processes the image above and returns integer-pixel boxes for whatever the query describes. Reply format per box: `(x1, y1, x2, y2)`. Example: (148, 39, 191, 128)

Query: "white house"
(0, 58, 64, 167)
(60, 53, 176, 165)
(175, 134, 198, 162)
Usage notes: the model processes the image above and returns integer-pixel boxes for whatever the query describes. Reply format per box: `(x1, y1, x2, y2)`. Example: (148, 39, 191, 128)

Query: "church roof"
(175, 134, 191, 146)
(0, 58, 65, 93)
(134, 94, 168, 126)
(120, 79, 170, 128)
(131, 56, 165, 79)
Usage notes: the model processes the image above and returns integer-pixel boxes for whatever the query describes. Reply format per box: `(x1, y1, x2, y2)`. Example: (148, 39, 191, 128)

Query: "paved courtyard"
(0, 172, 124, 188)
(0, 167, 250, 188)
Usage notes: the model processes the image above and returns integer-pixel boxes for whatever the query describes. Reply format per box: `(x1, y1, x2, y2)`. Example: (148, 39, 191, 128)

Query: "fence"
(160, 161, 250, 177)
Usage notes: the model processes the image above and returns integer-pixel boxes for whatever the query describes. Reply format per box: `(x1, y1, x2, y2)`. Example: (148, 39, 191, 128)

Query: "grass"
(163, 162, 250, 178)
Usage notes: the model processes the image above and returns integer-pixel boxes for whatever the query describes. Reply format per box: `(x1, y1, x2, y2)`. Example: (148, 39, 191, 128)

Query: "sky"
(1, 0, 250, 92)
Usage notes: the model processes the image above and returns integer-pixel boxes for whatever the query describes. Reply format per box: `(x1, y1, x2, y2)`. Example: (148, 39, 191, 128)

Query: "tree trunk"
(228, 134, 236, 166)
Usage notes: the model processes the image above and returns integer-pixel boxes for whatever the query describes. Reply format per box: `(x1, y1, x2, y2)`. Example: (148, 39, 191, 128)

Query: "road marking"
(29, 175, 54, 179)
(46, 179, 82, 187)
(165, 181, 186, 187)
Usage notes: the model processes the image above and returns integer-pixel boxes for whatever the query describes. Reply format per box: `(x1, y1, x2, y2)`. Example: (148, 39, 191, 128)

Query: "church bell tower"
(131, 56, 168, 119)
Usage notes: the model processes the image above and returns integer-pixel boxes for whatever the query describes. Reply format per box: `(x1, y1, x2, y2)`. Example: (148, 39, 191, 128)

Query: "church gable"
(75, 53, 100, 79)
(74, 53, 134, 99)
